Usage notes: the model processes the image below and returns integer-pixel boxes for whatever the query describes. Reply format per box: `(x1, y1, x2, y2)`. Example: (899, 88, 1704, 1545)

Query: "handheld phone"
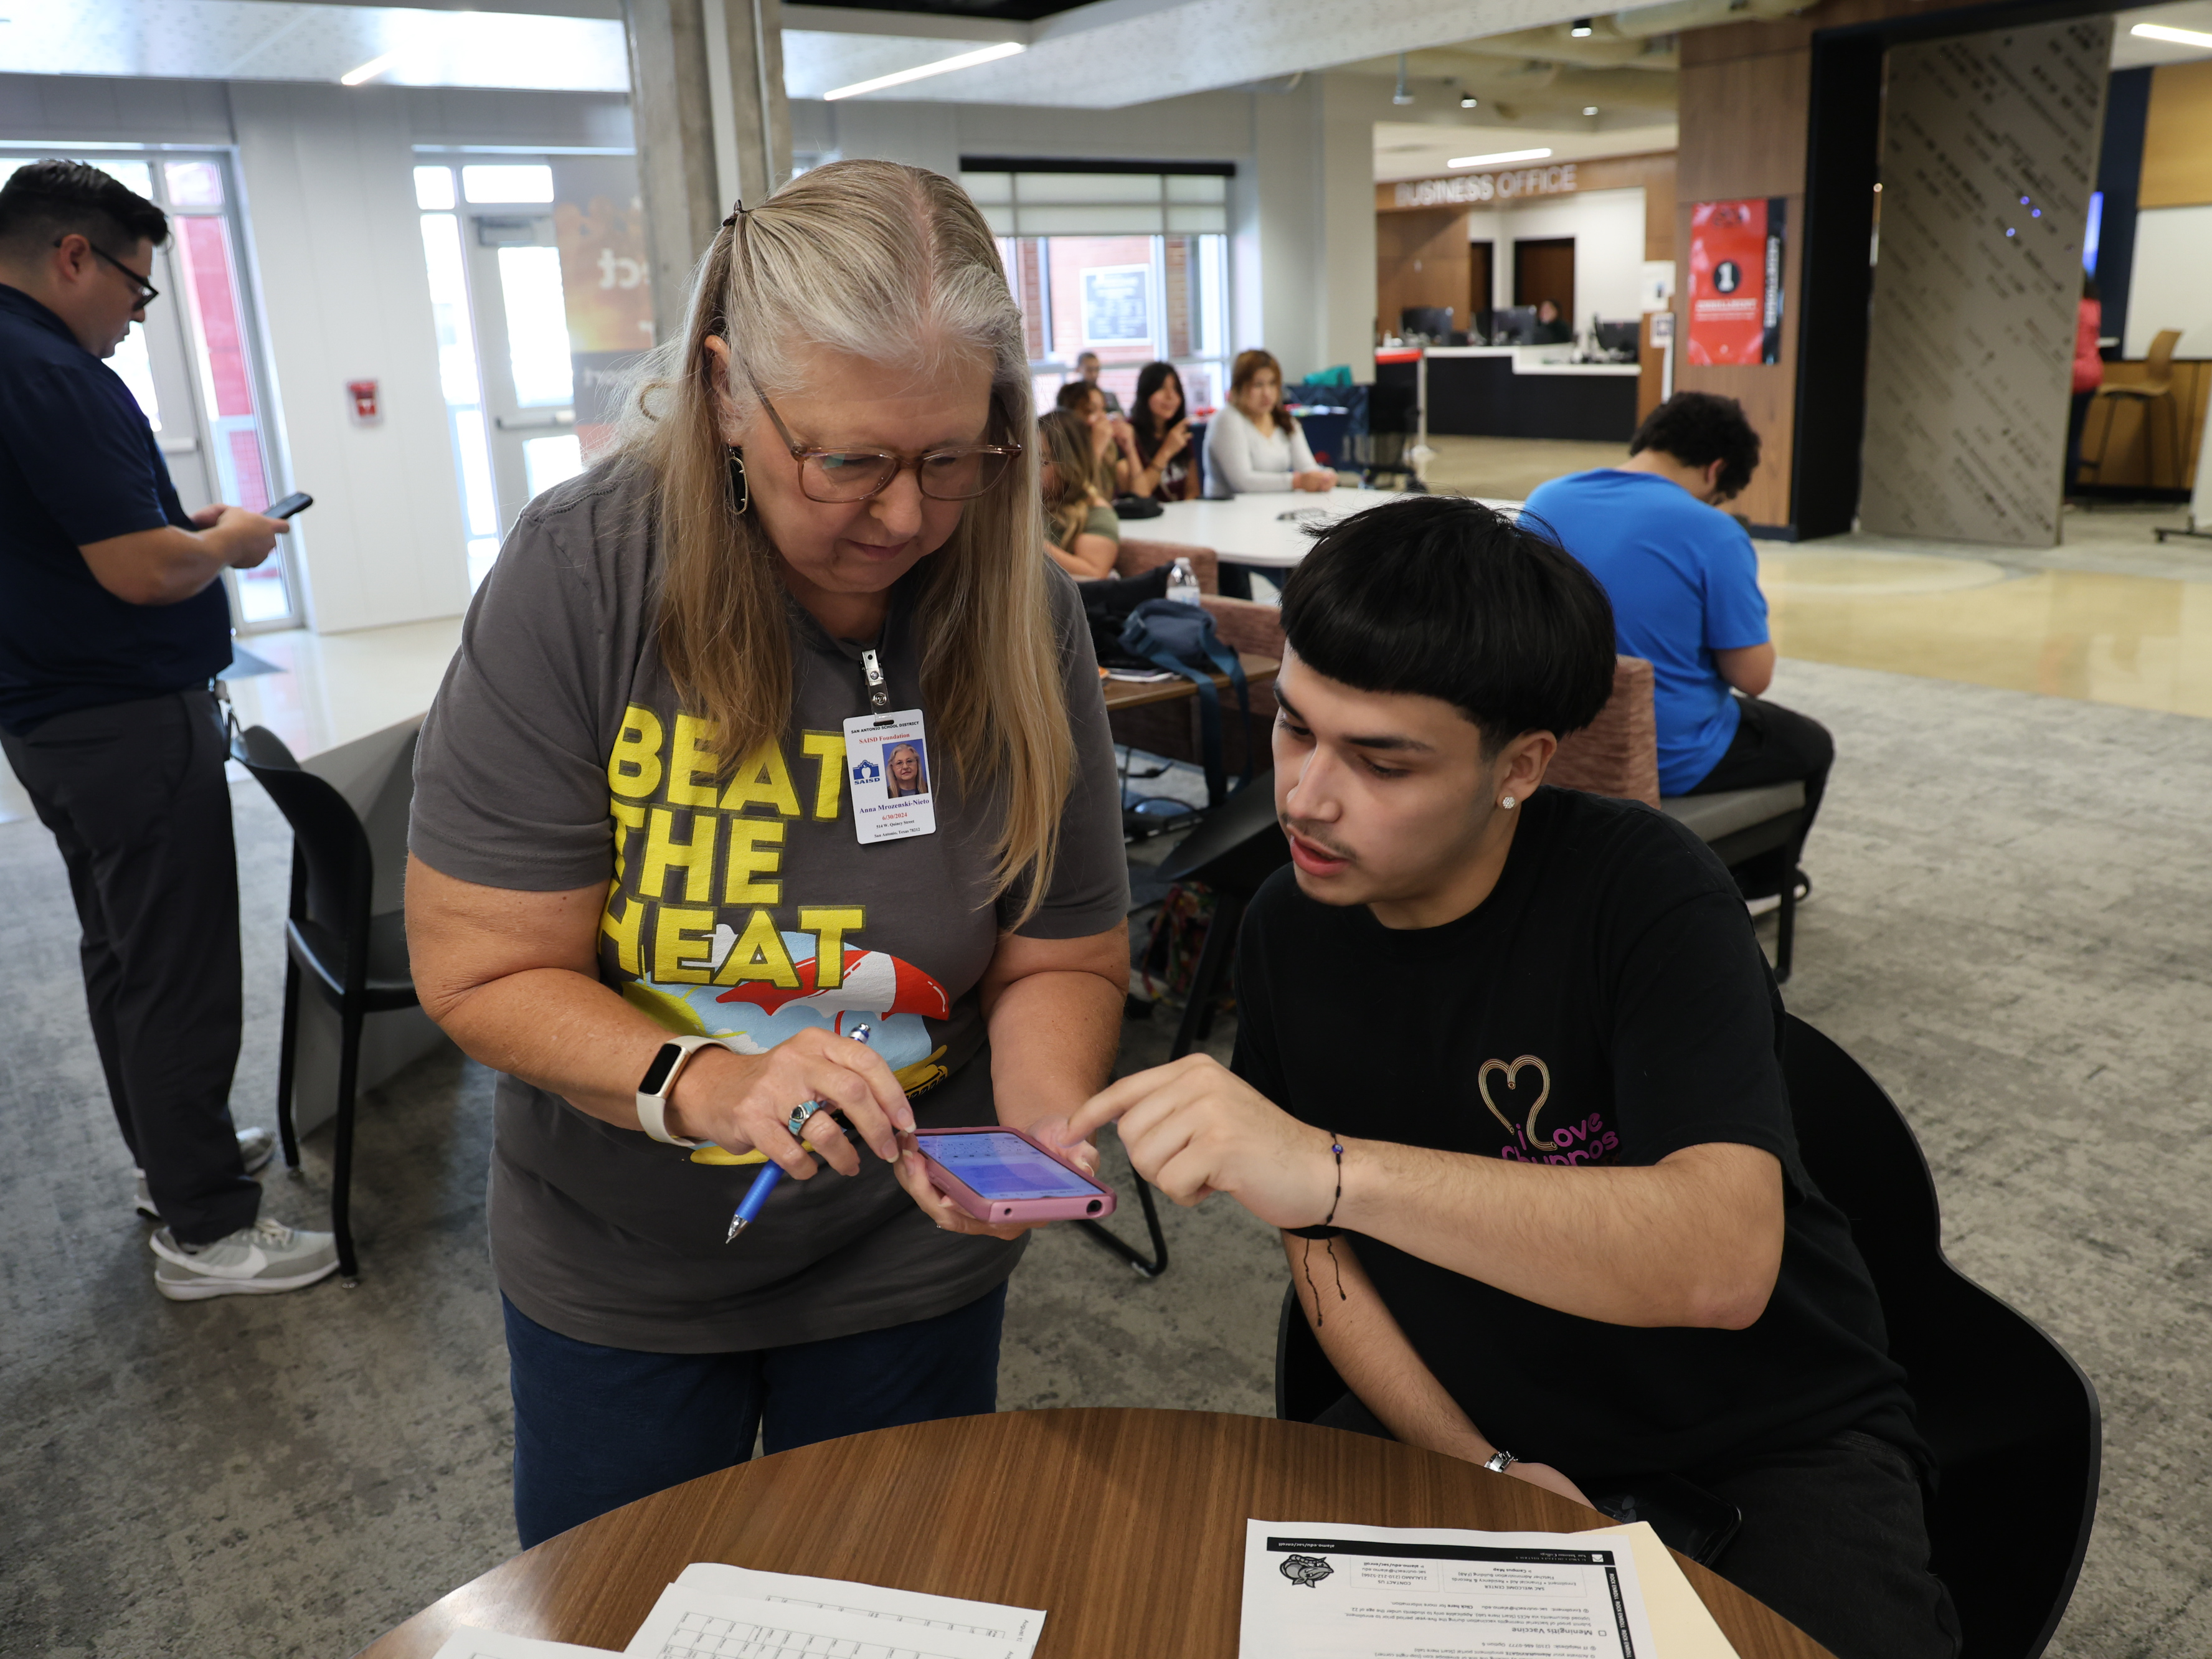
(267, 491, 314, 519)
(914, 1125, 1117, 1224)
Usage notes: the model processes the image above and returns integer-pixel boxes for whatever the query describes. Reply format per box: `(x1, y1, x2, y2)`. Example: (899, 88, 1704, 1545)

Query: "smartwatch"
(635, 1034, 723, 1146)
(1482, 1449, 1519, 1474)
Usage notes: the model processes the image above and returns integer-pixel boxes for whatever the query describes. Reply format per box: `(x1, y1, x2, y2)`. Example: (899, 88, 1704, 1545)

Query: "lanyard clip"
(861, 648, 891, 715)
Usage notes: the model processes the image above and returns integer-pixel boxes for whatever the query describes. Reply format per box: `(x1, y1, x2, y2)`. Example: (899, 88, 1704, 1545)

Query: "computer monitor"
(1494, 305, 1538, 346)
(1400, 306, 1453, 341)
(1594, 319, 1640, 356)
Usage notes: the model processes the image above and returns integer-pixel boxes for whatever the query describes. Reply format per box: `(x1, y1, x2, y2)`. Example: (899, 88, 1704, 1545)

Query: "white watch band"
(636, 1034, 719, 1146)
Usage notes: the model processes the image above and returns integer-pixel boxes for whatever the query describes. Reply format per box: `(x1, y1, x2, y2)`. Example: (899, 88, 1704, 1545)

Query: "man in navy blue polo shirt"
(1524, 393, 1832, 909)
(0, 159, 336, 1300)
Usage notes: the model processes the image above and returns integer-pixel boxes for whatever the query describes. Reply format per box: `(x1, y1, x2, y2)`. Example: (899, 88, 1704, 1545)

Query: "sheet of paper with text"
(1241, 1518, 1661, 1659)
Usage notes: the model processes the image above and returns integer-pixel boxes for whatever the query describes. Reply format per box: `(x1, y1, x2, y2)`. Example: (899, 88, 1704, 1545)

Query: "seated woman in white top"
(1203, 349, 1336, 496)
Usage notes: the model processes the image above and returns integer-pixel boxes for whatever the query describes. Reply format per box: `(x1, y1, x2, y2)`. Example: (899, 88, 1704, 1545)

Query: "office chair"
(229, 724, 420, 1282)
(1082, 780, 1290, 1278)
(1274, 1015, 2100, 1659)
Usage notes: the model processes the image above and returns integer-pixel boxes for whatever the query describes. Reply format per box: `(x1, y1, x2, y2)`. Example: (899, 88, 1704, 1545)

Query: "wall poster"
(1686, 198, 1785, 366)
(1080, 265, 1151, 347)
(552, 156, 654, 460)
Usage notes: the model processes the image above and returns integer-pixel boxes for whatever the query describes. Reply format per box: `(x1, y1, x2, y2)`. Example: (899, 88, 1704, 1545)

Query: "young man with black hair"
(1525, 391, 1833, 908)
(0, 159, 334, 1298)
(1069, 496, 1957, 1659)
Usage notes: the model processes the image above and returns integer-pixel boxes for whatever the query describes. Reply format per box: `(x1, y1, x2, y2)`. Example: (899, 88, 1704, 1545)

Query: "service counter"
(1378, 346, 1640, 443)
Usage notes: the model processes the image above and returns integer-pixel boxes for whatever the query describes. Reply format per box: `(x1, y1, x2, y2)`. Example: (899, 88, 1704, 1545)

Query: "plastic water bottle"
(1166, 556, 1203, 608)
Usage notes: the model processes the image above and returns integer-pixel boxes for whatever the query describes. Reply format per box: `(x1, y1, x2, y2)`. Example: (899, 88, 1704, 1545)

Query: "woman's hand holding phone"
(892, 1118, 1106, 1240)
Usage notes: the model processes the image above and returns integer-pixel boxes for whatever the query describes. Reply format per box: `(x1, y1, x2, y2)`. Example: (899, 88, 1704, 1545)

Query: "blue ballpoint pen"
(726, 1024, 871, 1243)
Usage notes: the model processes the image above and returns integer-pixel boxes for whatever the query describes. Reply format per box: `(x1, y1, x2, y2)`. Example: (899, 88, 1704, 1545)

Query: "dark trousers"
(1, 689, 254, 1245)
(1313, 1394, 1959, 1659)
(1685, 694, 1834, 881)
(502, 1282, 1008, 1548)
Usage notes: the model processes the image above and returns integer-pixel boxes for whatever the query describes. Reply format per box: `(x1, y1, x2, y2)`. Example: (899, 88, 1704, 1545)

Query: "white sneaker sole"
(155, 1260, 340, 1302)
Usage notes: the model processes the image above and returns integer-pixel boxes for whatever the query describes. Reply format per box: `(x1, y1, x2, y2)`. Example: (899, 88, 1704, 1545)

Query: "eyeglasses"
(58, 238, 161, 310)
(746, 370, 1022, 504)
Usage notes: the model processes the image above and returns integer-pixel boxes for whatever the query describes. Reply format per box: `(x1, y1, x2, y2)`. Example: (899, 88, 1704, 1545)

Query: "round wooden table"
(357, 1408, 1832, 1658)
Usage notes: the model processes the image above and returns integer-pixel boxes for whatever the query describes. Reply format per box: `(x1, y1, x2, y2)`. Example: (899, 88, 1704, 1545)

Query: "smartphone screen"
(917, 1132, 1102, 1200)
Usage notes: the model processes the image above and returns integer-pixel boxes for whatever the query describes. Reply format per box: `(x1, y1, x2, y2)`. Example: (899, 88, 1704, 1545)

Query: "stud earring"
(726, 445, 749, 516)
(1500, 795, 1517, 810)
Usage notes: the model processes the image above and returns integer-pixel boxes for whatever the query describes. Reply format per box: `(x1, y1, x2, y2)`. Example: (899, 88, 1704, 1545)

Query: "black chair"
(229, 724, 419, 1282)
(1660, 783, 1806, 981)
(1780, 1014, 2098, 1659)
(1273, 1017, 2098, 1658)
(1083, 780, 1290, 1278)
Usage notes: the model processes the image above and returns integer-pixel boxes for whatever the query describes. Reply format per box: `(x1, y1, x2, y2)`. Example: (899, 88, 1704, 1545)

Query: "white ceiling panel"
(0, 1, 628, 92)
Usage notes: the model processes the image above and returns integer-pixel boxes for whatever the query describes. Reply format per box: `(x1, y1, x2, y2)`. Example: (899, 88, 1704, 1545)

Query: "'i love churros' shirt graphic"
(1232, 787, 1922, 1483)
(410, 464, 1127, 1353)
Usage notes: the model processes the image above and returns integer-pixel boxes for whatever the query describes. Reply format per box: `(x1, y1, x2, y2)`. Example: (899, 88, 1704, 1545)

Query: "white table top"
(1145, 488, 1516, 569)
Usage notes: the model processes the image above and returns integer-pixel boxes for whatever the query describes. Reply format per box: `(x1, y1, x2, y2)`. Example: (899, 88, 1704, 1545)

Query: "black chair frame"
(1704, 807, 1804, 982)
(231, 725, 418, 1283)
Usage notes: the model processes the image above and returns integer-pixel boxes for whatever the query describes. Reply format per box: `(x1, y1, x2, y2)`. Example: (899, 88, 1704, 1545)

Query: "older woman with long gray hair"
(404, 160, 1128, 1546)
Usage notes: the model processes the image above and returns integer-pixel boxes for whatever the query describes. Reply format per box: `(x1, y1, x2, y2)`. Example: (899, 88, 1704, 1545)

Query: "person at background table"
(0, 159, 325, 1302)
(1531, 298, 1571, 346)
(1054, 379, 1132, 500)
(1067, 496, 1955, 1659)
(1039, 407, 1122, 581)
(1525, 392, 1830, 914)
(1123, 360, 1199, 503)
(2065, 275, 2102, 501)
(1204, 349, 1335, 598)
(404, 160, 1129, 1549)
(1072, 350, 1123, 415)
(1203, 349, 1333, 499)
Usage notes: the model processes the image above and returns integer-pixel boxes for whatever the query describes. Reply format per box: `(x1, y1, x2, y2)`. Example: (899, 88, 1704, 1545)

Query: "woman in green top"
(1039, 407, 1121, 580)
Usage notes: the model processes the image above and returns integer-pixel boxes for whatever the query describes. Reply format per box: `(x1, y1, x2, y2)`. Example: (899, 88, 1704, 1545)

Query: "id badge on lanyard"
(843, 647, 937, 845)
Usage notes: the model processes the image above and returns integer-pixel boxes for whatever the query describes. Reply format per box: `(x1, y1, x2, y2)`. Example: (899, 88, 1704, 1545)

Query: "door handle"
(494, 413, 576, 433)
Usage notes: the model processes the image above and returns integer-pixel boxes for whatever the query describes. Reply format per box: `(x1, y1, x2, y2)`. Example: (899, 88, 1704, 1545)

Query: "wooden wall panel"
(1676, 53, 1811, 202)
(1640, 152, 1676, 262)
(1376, 207, 1471, 336)
(2141, 60, 2212, 209)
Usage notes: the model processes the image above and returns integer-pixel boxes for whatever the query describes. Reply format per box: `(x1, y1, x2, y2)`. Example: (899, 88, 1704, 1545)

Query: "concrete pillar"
(622, 0, 793, 344)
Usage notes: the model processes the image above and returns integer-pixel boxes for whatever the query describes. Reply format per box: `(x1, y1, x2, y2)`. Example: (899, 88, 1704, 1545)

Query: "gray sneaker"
(150, 1217, 339, 1301)
(135, 1127, 278, 1220)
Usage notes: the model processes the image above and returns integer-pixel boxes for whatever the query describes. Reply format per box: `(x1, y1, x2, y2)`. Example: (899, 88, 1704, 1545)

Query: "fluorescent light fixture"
(339, 49, 407, 86)
(1570, 16, 1595, 35)
(2131, 21, 2212, 47)
(822, 41, 1023, 100)
(1448, 147, 1554, 169)
(1583, 105, 1599, 115)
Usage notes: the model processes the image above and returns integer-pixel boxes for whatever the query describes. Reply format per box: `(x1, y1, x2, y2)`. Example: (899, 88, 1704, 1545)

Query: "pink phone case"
(916, 1125, 1118, 1224)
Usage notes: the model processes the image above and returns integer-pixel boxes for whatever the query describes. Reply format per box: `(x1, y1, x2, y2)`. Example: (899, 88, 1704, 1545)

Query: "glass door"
(0, 150, 300, 630)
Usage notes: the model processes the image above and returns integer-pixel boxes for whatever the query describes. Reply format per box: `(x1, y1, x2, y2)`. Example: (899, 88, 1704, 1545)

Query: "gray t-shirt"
(410, 461, 1128, 1352)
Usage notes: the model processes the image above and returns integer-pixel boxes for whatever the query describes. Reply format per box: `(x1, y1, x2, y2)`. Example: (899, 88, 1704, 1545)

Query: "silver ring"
(787, 1100, 823, 1138)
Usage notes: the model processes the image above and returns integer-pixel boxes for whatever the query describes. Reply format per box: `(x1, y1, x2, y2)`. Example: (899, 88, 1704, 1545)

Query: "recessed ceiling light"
(823, 41, 1023, 100)
(1461, 94, 1480, 108)
(1583, 105, 1599, 115)
(1448, 147, 1554, 169)
(339, 49, 407, 85)
(2132, 21, 2212, 47)
(1570, 17, 1594, 35)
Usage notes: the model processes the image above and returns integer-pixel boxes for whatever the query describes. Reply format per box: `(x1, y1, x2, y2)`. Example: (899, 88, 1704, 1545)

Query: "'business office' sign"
(1394, 164, 1580, 207)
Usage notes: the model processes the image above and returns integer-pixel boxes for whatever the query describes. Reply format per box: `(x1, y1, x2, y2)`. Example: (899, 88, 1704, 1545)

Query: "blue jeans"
(502, 1283, 1008, 1548)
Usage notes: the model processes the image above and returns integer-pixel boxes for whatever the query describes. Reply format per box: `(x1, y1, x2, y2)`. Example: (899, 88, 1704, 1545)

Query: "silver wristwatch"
(1482, 1449, 1518, 1474)
(635, 1034, 722, 1146)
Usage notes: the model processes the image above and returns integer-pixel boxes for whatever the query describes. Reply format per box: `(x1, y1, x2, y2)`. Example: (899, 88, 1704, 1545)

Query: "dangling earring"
(726, 445, 749, 516)
(1500, 795, 1517, 810)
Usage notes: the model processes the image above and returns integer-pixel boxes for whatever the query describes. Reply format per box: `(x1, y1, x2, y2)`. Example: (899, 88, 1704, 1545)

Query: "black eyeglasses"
(745, 366, 1021, 504)
(59, 238, 161, 310)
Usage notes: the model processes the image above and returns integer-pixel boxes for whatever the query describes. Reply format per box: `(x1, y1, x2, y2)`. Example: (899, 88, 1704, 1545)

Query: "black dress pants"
(1, 688, 256, 1244)
(1313, 1393, 1959, 1659)
(1683, 694, 1834, 882)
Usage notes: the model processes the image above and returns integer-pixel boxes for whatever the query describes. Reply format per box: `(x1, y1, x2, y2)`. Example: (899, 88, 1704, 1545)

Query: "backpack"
(1117, 598, 1252, 806)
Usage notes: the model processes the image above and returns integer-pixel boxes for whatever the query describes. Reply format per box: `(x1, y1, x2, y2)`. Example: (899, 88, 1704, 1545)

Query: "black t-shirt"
(1232, 786, 1921, 1483)
(0, 284, 229, 737)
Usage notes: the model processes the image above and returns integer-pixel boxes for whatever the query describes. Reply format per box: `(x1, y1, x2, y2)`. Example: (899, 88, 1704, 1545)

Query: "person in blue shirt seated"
(1066, 495, 1955, 1659)
(1523, 393, 1830, 909)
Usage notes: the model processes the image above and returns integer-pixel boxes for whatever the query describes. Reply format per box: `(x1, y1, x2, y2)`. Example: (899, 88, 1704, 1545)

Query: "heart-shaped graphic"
(1478, 1054, 1554, 1151)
